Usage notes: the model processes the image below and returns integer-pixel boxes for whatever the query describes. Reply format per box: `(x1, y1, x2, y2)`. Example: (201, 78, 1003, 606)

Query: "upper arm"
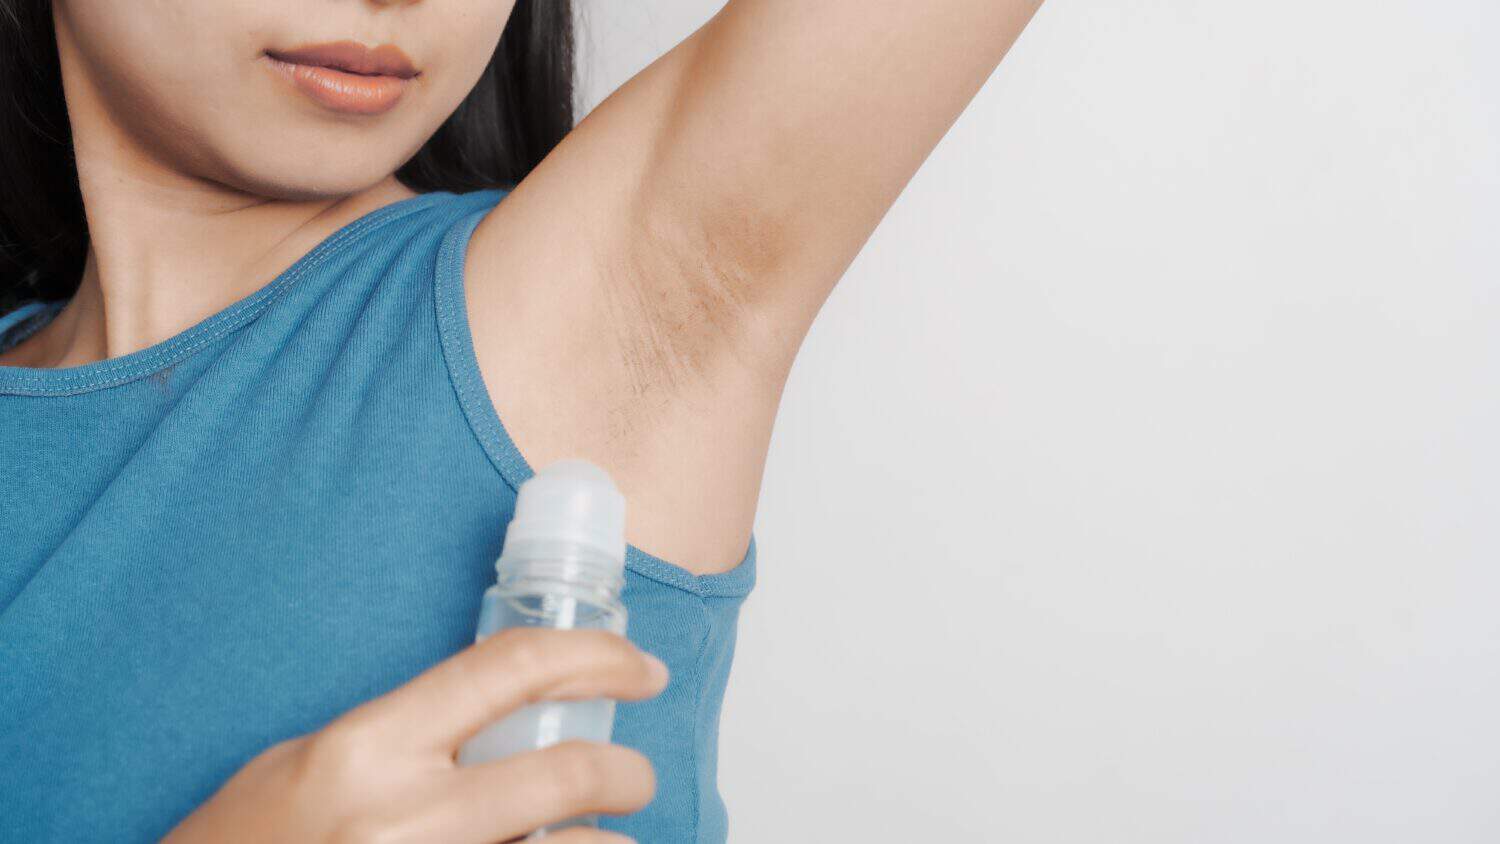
(461, 0, 1042, 573)
(634, 0, 1045, 330)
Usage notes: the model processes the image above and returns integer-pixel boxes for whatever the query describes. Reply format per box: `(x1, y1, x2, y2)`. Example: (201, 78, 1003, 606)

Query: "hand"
(162, 628, 669, 844)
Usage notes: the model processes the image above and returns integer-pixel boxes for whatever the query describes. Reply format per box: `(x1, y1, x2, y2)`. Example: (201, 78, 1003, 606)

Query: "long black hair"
(0, 0, 574, 314)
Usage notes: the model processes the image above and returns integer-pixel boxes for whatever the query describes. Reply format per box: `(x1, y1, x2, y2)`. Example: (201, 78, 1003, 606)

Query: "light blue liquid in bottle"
(456, 459, 629, 837)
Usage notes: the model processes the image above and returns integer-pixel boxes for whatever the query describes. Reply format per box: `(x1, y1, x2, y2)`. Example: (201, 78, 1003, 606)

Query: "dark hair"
(0, 0, 574, 314)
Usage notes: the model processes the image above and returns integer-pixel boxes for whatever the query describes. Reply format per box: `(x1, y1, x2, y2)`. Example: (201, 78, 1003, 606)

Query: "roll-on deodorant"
(456, 459, 629, 835)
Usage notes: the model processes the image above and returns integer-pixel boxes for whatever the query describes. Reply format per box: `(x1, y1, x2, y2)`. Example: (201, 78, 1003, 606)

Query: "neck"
(21, 169, 417, 370)
(1, 14, 419, 370)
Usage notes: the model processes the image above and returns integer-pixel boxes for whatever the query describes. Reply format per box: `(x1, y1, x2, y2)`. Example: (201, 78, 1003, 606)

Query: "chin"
(212, 145, 412, 203)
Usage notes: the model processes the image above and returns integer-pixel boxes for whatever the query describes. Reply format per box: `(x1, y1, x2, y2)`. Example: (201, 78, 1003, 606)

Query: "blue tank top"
(0, 188, 756, 843)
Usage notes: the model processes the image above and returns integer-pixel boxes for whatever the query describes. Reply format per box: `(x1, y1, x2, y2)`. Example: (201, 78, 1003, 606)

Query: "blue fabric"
(0, 189, 756, 843)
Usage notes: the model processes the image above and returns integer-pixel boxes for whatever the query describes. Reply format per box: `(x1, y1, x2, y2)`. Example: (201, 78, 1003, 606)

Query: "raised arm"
(627, 0, 1044, 337)
(464, 1, 1045, 573)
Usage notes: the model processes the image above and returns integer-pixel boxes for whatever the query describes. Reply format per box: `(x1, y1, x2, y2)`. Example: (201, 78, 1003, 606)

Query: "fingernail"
(646, 653, 670, 685)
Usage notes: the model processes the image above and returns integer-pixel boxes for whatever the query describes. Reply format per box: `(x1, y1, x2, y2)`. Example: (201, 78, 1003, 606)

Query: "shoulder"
(327, 187, 507, 319)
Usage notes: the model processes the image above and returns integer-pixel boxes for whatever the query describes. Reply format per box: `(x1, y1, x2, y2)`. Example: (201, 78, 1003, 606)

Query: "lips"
(265, 40, 418, 79)
(264, 40, 419, 115)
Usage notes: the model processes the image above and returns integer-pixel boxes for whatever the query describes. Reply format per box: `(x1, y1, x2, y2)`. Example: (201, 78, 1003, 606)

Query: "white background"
(575, 3, 1500, 841)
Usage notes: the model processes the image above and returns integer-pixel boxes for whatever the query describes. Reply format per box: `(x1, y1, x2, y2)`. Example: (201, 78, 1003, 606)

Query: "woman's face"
(53, 0, 517, 200)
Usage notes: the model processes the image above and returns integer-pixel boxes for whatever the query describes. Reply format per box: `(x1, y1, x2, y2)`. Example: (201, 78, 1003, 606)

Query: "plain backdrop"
(574, 2, 1500, 842)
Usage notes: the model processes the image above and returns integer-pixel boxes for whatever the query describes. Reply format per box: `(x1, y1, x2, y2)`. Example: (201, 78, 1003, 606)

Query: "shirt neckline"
(0, 190, 451, 397)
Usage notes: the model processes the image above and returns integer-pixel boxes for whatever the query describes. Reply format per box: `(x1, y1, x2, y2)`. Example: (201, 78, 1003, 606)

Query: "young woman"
(0, 0, 1042, 841)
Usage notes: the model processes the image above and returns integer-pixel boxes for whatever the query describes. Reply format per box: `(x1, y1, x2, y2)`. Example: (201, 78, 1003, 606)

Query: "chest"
(0, 405, 514, 839)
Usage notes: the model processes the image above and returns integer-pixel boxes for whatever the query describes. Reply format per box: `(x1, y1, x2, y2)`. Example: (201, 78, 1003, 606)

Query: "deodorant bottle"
(457, 459, 629, 835)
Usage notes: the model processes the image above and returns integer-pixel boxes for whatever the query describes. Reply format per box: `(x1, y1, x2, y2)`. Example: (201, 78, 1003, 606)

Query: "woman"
(0, 0, 1042, 841)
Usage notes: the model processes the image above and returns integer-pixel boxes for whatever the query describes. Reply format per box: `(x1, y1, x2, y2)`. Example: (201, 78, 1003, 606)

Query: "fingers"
(517, 829, 636, 844)
(382, 740, 653, 844)
(336, 628, 669, 754)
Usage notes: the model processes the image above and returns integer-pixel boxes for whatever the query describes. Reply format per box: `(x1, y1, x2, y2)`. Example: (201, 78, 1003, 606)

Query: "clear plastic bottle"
(456, 459, 629, 837)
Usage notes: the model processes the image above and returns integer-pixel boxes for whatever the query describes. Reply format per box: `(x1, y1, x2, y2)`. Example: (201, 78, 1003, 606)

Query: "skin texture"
(0, 0, 509, 372)
(4, 0, 1043, 837)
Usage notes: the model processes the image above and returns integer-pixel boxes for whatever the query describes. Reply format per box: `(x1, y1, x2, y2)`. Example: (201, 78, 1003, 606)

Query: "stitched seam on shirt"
(621, 543, 757, 599)
(690, 596, 713, 843)
(433, 201, 533, 497)
(0, 303, 60, 354)
(437, 231, 518, 494)
(0, 199, 428, 395)
(9, 241, 326, 388)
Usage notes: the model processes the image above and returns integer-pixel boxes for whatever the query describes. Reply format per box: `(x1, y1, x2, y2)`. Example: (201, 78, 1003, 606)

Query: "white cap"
(499, 458, 627, 576)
